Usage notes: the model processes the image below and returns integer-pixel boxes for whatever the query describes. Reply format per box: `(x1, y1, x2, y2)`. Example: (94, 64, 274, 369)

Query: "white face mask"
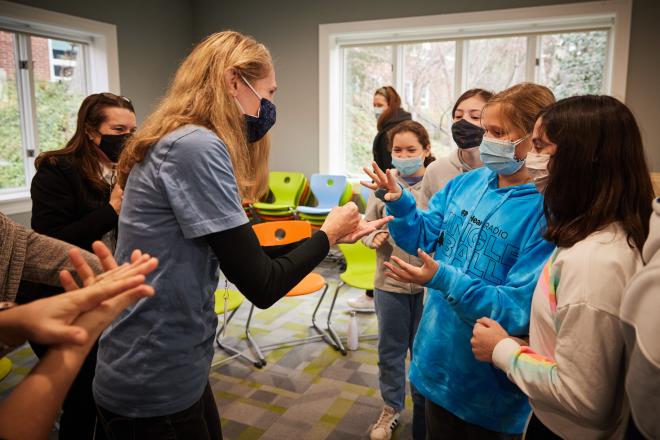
(374, 106, 384, 120)
(526, 151, 551, 192)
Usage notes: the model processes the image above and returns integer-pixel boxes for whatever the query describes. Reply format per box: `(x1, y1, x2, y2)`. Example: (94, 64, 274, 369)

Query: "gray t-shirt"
(93, 125, 248, 417)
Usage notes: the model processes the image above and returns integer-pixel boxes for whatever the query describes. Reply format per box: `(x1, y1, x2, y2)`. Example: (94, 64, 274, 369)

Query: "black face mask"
(98, 133, 130, 162)
(245, 97, 276, 143)
(451, 118, 485, 149)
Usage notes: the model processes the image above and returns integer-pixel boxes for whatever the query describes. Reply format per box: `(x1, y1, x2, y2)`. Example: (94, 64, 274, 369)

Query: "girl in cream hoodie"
(471, 95, 655, 439)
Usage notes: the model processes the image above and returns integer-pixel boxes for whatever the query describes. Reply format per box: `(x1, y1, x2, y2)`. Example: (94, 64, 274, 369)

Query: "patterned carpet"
(0, 258, 418, 439)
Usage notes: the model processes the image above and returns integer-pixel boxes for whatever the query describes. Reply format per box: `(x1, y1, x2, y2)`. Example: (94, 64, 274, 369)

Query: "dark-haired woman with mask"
(31, 92, 136, 252)
(19, 92, 136, 440)
(421, 88, 493, 204)
(96, 31, 387, 439)
(471, 95, 655, 439)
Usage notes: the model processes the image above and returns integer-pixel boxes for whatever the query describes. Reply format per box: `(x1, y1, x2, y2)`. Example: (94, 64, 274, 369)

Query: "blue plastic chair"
(360, 185, 373, 209)
(297, 174, 348, 216)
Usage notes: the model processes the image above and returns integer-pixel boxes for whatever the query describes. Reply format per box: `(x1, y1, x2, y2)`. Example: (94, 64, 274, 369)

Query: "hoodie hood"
(380, 108, 412, 131)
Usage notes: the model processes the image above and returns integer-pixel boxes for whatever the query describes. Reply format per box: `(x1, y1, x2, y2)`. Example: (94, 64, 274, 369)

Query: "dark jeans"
(425, 399, 521, 440)
(30, 340, 105, 440)
(524, 413, 561, 439)
(96, 382, 222, 440)
(374, 289, 425, 439)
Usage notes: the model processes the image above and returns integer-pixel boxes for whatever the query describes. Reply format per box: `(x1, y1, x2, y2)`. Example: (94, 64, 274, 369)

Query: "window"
(0, 31, 90, 193)
(0, 1, 119, 213)
(320, 1, 631, 177)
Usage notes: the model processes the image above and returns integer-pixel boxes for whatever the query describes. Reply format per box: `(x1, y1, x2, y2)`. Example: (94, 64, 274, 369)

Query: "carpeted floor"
(0, 257, 418, 439)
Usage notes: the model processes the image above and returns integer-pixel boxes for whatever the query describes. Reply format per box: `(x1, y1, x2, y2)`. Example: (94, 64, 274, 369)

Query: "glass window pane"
(0, 30, 25, 190)
(539, 30, 608, 99)
(31, 36, 87, 154)
(402, 41, 456, 157)
(467, 36, 527, 92)
(343, 45, 393, 177)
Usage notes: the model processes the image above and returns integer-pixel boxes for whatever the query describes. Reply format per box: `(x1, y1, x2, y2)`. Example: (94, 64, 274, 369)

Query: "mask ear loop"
(238, 73, 264, 118)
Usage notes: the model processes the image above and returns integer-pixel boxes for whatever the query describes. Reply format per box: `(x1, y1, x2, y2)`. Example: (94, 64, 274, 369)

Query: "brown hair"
(540, 95, 653, 252)
(375, 86, 403, 131)
(35, 93, 134, 194)
(117, 31, 272, 200)
(452, 88, 494, 118)
(388, 120, 436, 167)
(483, 83, 555, 136)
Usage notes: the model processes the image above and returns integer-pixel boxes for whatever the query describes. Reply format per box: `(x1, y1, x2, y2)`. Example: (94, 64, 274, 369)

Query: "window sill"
(0, 192, 32, 215)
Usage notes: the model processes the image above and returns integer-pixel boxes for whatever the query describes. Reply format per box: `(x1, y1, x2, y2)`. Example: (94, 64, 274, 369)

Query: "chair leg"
(215, 306, 260, 367)
(326, 281, 347, 355)
(310, 283, 338, 349)
(245, 303, 267, 367)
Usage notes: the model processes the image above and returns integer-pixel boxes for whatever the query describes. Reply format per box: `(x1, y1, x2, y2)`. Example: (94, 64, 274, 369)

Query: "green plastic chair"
(325, 242, 377, 354)
(0, 357, 12, 382)
(253, 171, 307, 212)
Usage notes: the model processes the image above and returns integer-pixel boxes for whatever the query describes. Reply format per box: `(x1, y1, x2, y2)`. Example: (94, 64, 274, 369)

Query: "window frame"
(319, 0, 632, 176)
(0, 0, 119, 214)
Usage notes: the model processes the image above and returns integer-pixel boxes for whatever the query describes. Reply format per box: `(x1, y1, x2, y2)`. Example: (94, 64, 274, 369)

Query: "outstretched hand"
(383, 248, 439, 285)
(336, 216, 393, 244)
(361, 161, 402, 202)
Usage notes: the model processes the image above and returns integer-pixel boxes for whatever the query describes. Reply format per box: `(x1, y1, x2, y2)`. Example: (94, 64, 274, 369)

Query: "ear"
(224, 68, 239, 97)
(424, 146, 431, 157)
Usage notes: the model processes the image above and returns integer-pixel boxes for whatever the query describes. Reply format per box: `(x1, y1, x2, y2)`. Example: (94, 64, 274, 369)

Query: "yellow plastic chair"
(326, 242, 377, 353)
(0, 357, 12, 382)
(214, 288, 263, 368)
(245, 220, 335, 366)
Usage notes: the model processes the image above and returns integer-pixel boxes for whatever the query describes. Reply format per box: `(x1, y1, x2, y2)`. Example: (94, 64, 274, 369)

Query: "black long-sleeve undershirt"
(205, 223, 329, 309)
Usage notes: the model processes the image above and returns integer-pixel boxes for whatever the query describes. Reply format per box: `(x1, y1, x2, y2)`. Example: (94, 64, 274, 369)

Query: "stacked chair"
(252, 171, 309, 221)
(296, 174, 352, 227)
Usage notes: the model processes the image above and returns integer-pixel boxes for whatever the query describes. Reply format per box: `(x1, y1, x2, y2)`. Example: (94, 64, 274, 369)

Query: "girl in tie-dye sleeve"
(471, 95, 655, 440)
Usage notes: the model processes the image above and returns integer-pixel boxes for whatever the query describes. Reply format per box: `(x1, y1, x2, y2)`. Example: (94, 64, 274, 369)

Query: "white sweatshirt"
(492, 223, 642, 439)
(620, 198, 660, 439)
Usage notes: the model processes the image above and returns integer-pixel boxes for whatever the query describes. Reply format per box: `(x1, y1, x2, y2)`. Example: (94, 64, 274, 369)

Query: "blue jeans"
(374, 288, 426, 439)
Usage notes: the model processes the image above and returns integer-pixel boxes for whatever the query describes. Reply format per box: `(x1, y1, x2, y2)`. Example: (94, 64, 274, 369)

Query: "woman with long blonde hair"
(94, 31, 388, 439)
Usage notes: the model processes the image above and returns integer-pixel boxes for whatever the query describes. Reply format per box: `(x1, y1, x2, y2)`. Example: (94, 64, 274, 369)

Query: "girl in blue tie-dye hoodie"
(363, 83, 556, 438)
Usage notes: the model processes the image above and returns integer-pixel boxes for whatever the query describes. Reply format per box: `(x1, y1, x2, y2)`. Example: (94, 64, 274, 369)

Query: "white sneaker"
(347, 293, 375, 312)
(369, 405, 400, 440)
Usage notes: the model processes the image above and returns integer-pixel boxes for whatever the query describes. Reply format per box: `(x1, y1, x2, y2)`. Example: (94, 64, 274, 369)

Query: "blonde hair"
(483, 82, 555, 136)
(117, 31, 272, 199)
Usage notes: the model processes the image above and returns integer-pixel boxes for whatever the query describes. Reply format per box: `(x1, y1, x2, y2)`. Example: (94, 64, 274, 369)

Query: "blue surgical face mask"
(479, 135, 528, 176)
(391, 155, 424, 176)
(374, 106, 384, 120)
(236, 74, 276, 143)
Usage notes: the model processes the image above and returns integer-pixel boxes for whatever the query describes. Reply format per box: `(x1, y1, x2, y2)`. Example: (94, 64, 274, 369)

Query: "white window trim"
(318, 0, 632, 175)
(0, 0, 120, 214)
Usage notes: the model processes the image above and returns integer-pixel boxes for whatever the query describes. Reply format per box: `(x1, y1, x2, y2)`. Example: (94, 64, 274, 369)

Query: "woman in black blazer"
(27, 93, 136, 440)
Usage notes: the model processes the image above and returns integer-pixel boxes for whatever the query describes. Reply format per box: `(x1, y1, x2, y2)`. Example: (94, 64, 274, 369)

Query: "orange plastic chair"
(243, 220, 336, 366)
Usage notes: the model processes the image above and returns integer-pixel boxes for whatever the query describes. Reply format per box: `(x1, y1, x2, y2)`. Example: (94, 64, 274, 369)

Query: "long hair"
(483, 83, 555, 136)
(452, 88, 494, 118)
(35, 93, 134, 194)
(540, 95, 653, 252)
(388, 120, 436, 167)
(117, 31, 272, 199)
(375, 86, 403, 131)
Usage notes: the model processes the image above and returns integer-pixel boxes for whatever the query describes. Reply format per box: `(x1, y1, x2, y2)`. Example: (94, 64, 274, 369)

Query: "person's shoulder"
(556, 224, 642, 310)
(160, 125, 228, 156)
